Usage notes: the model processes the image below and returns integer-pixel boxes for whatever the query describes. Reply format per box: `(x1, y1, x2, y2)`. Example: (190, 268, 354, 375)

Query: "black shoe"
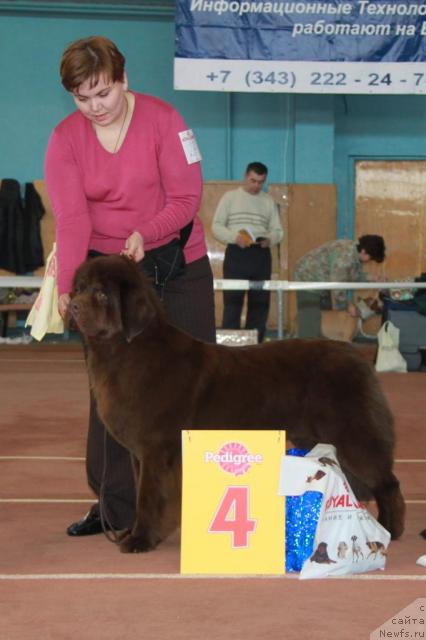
(66, 508, 110, 536)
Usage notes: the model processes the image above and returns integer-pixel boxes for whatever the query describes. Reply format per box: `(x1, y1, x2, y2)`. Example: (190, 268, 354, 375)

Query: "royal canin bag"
(279, 444, 391, 579)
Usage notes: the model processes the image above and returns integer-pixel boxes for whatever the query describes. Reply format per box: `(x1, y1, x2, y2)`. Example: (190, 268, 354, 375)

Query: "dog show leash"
(98, 427, 123, 545)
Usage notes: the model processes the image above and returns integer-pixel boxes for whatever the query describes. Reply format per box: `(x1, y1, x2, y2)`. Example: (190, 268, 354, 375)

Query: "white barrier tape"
(213, 280, 426, 291)
(1, 276, 425, 291)
(0, 276, 43, 288)
(1, 276, 424, 342)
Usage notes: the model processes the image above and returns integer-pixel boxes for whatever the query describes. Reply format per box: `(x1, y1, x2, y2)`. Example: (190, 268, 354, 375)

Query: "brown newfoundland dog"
(69, 255, 405, 553)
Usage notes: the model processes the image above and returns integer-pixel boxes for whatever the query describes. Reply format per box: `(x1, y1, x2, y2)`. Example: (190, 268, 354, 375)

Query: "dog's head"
(69, 255, 162, 342)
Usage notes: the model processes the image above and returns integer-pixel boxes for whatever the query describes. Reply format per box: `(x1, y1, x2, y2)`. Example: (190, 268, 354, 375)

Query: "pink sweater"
(44, 92, 207, 294)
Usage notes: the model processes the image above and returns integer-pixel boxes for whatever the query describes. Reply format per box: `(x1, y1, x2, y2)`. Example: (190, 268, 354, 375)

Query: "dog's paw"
(389, 522, 405, 541)
(119, 531, 160, 553)
(378, 513, 404, 540)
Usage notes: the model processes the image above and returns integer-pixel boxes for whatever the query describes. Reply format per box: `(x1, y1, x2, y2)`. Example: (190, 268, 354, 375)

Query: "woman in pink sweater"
(45, 36, 216, 537)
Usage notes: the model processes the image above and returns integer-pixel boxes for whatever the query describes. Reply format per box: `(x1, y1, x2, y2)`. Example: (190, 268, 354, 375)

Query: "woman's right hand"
(121, 231, 145, 262)
(58, 293, 70, 319)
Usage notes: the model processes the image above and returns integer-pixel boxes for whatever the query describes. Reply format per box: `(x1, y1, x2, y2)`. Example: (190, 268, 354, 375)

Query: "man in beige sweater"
(212, 162, 283, 341)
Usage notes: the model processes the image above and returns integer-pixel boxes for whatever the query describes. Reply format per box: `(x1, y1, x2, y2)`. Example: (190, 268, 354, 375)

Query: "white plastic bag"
(25, 243, 64, 341)
(375, 320, 407, 373)
(279, 444, 391, 579)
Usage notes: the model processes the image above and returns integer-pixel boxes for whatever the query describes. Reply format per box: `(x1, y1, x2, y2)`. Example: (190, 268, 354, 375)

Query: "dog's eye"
(95, 290, 108, 303)
(74, 282, 86, 294)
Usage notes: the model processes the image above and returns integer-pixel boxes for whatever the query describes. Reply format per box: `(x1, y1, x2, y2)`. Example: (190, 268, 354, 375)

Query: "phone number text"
(174, 59, 426, 94)
(208, 69, 426, 91)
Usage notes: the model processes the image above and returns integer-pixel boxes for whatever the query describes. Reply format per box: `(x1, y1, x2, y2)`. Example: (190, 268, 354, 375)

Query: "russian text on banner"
(175, 0, 426, 94)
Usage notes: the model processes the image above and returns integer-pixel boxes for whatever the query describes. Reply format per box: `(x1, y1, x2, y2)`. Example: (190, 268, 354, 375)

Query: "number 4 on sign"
(209, 486, 256, 548)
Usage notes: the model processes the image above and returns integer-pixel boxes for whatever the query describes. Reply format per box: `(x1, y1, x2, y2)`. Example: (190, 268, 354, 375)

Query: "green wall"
(0, 5, 293, 184)
(1, 2, 426, 237)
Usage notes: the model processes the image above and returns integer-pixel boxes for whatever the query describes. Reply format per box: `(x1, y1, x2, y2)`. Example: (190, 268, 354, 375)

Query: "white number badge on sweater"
(179, 129, 202, 164)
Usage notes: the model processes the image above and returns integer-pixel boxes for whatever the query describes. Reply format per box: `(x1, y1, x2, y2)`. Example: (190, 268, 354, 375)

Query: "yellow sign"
(181, 430, 286, 575)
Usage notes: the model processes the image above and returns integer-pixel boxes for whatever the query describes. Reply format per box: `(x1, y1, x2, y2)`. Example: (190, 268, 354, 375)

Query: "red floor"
(0, 343, 425, 639)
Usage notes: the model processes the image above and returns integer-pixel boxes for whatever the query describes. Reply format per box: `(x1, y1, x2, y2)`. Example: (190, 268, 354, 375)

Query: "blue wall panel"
(294, 94, 335, 184)
(0, 11, 292, 184)
(1, 5, 426, 240)
(0, 13, 200, 182)
(229, 93, 293, 183)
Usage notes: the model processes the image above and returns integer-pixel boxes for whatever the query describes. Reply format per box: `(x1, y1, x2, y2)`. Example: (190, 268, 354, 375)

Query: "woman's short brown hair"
(357, 235, 386, 263)
(60, 36, 125, 92)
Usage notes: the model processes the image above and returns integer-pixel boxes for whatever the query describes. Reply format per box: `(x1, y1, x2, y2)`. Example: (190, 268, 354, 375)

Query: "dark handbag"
(141, 222, 193, 288)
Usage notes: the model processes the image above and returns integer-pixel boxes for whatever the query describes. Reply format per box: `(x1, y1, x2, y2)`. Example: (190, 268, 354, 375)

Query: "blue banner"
(174, 0, 426, 93)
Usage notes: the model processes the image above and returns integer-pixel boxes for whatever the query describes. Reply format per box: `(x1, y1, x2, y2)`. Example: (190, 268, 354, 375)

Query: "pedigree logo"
(204, 442, 263, 477)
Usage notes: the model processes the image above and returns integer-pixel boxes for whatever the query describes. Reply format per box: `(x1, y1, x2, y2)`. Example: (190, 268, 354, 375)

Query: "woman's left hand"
(121, 231, 145, 262)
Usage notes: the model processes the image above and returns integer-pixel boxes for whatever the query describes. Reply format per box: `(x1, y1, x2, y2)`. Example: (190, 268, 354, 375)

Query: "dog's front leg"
(130, 454, 141, 500)
(112, 455, 143, 546)
(119, 447, 181, 553)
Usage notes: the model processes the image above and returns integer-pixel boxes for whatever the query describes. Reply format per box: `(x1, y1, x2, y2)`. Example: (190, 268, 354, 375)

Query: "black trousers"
(85, 255, 216, 528)
(222, 244, 271, 342)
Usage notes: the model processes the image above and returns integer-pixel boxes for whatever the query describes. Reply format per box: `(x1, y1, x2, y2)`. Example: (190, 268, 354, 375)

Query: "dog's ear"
(120, 281, 158, 342)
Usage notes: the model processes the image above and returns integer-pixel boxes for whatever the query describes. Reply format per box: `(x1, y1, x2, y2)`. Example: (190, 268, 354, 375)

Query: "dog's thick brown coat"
(70, 255, 405, 553)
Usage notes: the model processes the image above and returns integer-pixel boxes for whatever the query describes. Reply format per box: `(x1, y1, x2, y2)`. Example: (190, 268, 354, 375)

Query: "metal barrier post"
(276, 289, 284, 340)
